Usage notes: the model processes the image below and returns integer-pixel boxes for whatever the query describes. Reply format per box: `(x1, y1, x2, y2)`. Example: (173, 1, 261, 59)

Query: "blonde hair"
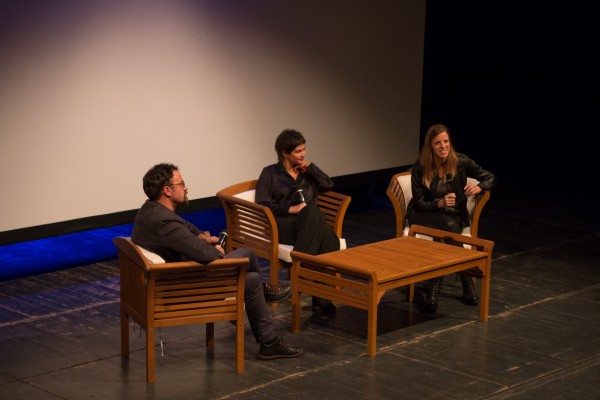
(418, 124, 458, 188)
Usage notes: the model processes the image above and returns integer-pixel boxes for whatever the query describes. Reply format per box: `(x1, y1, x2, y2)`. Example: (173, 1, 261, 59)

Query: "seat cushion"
(138, 246, 166, 264)
(234, 189, 256, 202)
(123, 236, 166, 263)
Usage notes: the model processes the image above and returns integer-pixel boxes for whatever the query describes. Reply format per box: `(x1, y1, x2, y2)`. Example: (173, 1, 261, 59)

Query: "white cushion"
(278, 238, 347, 263)
(234, 189, 256, 202)
(465, 177, 480, 217)
(397, 174, 413, 207)
(122, 237, 166, 264)
(138, 246, 166, 264)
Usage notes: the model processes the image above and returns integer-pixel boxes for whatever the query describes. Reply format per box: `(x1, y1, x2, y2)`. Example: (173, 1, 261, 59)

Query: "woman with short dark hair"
(256, 129, 340, 313)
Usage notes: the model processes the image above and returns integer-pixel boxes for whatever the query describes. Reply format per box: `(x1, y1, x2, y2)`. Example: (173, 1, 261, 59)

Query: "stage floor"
(1, 189, 599, 399)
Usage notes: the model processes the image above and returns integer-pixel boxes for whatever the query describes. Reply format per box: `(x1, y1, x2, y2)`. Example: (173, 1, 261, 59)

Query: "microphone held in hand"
(446, 173, 454, 192)
(295, 188, 306, 203)
(217, 230, 228, 248)
(444, 173, 456, 213)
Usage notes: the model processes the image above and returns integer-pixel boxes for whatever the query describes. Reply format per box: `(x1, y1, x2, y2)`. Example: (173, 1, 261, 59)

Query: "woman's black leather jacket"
(407, 153, 496, 227)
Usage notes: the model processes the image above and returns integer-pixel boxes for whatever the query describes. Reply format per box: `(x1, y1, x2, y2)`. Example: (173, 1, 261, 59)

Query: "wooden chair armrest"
(216, 191, 279, 261)
(469, 191, 491, 238)
(386, 172, 410, 238)
(216, 192, 270, 214)
(146, 257, 250, 273)
(407, 224, 494, 254)
(317, 191, 351, 237)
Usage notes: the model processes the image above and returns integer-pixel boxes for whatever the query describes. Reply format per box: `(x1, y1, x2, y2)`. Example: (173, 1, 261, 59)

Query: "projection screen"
(0, 1, 425, 233)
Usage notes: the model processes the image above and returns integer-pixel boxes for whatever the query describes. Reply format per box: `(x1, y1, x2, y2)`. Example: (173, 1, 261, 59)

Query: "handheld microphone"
(446, 173, 454, 191)
(217, 230, 228, 248)
(295, 189, 306, 203)
(444, 173, 456, 213)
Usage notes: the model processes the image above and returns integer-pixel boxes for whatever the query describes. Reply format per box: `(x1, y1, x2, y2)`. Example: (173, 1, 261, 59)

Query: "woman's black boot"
(312, 296, 336, 314)
(459, 273, 478, 306)
(424, 278, 443, 314)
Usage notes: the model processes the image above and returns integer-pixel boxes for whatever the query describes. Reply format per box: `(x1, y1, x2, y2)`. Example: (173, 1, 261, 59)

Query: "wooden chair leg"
(405, 284, 415, 302)
(146, 327, 155, 383)
(206, 323, 215, 351)
(121, 310, 129, 357)
(236, 320, 244, 373)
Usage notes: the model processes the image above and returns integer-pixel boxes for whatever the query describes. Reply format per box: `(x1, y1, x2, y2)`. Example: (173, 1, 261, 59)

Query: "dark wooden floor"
(1, 189, 599, 399)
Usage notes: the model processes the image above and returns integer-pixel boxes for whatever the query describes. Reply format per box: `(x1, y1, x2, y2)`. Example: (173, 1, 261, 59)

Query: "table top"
(292, 236, 489, 284)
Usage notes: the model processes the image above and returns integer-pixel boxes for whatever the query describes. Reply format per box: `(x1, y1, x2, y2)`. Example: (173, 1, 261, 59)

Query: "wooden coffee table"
(290, 225, 494, 356)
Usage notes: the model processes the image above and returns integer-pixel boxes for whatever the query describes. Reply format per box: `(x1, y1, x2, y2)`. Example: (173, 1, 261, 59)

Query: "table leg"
(291, 260, 301, 333)
(367, 288, 378, 356)
(479, 259, 491, 322)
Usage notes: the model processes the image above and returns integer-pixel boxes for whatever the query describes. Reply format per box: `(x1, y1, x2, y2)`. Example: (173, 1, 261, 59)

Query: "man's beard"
(184, 194, 189, 206)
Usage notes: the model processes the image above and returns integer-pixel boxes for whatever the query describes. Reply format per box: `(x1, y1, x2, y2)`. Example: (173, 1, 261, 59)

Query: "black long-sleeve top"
(407, 153, 497, 227)
(131, 200, 223, 263)
(255, 162, 334, 217)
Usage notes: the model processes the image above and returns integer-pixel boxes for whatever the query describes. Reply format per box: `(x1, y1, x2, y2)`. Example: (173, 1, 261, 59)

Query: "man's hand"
(198, 231, 218, 244)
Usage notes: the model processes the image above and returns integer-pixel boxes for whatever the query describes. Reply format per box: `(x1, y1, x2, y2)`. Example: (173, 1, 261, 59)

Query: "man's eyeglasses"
(169, 181, 186, 189)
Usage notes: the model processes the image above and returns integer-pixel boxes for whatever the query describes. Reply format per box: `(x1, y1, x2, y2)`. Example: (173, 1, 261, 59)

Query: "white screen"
(0, 1, 424, 232)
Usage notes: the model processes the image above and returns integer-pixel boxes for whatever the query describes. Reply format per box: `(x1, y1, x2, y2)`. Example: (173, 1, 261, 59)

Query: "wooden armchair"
(386, 170, 490, 239)
(216, 180, 351, 286)
(113, 237, 248, 383)
(386, 171, 491, 300)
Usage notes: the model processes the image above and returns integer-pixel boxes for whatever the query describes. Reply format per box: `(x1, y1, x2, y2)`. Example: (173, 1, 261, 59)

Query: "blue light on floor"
(0, 209, 226, 281)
